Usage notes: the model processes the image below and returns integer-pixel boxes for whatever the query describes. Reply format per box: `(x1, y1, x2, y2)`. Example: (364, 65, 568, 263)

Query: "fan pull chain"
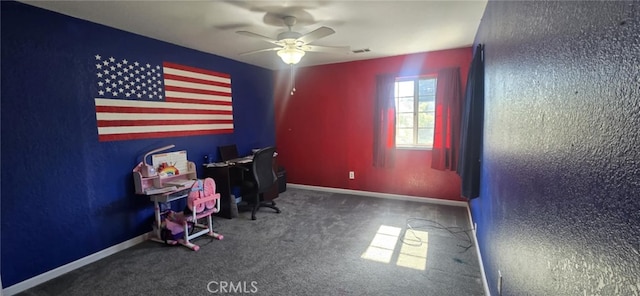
(290, 64, 296, 95)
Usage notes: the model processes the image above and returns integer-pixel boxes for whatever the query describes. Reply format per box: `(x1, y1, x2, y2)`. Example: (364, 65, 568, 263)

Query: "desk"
(146, 187, 223, 250)
(203, 156, 278, 219)
(133, 161, 223, 250)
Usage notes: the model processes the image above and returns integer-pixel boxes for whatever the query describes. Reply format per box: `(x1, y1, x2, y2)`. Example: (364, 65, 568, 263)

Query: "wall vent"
(352, 48, 371, 54)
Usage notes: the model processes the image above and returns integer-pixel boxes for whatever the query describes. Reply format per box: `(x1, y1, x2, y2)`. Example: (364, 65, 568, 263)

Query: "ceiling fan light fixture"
(277, 47, 305, 65)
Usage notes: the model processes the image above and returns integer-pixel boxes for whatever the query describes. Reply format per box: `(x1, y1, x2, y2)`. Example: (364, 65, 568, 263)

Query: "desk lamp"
(141, 144, 175, 177)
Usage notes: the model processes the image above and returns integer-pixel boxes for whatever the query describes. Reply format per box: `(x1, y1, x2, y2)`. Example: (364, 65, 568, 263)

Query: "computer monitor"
(219, 144, 239, 161)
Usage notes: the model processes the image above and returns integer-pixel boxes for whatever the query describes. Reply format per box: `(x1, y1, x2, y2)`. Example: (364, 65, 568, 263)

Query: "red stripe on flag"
(164, 74, 231, 88)
(98, 129, 234, 142)
(163, 62, 231, 79)
(94, 59, 233, 142)
(95, 105, 232, 115)
(97, 119, 234, 127)
(164, 85, 231, 97)
(165, 97, 232, 106)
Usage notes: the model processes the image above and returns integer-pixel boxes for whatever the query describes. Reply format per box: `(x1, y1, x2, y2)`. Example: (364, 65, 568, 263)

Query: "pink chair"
(174, 178, 224, 251)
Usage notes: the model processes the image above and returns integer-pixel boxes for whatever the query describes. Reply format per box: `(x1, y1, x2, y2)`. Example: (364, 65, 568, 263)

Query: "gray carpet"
(19, 188, 484, 296)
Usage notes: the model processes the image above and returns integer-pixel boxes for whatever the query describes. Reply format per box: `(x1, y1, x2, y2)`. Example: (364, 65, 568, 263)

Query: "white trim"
(467, 205, 491, 296)
(3, 233, 149, 296)
(286, 183, 467, 207)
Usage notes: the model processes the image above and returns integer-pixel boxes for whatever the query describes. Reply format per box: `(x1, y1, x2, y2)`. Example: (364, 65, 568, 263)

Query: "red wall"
(274, 47, 472, 201)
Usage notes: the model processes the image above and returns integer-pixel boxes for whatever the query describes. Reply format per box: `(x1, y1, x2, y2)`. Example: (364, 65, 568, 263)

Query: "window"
(394, 76, 437, 148)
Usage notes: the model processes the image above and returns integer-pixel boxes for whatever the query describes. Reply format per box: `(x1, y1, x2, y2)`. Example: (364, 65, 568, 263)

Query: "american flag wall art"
(93, 54, 233, 141)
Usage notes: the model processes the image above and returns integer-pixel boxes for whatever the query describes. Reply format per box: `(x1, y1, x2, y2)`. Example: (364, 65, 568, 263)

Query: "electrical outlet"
(349, 171, 355, 179)
(497, 270, 503, 296)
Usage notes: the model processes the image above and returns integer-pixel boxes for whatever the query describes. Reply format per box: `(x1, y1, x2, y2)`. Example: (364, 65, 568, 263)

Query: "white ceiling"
(21, 0, 487, 70)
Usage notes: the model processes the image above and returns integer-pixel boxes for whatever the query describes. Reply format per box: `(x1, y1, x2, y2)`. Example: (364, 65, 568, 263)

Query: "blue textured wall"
(1, 1, 274, 287)
(472, 1, 640, 295)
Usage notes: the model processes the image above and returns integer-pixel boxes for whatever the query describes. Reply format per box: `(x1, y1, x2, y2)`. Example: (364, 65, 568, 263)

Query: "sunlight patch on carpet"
(360, 225, 400, 263)
(361, 225, 429, 270)
(397, 229, 429, 270)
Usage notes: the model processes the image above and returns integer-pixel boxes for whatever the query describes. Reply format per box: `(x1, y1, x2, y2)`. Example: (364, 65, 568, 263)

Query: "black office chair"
(240, 146, 281, 220)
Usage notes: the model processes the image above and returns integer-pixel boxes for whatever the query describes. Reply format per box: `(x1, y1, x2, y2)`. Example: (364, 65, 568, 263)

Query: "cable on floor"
(401, 217, 474, 252)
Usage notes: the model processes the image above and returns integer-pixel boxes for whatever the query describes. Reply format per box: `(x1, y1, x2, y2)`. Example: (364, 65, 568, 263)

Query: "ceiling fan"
(236, 16, 350, 65)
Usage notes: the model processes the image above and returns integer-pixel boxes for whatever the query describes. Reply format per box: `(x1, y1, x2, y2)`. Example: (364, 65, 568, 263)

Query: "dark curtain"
(431, 67, 462, 171)
(373, 74, 396, 168)
(457, 44, 485, 199)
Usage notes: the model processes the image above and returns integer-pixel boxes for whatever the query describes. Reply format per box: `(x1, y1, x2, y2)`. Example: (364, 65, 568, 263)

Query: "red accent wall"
(274, 47, 472, 201)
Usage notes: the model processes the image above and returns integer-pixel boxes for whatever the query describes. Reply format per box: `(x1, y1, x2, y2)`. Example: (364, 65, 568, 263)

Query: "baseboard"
(3, 233, 149, 296)
(286, 183, 467, 207)
(466, 206, 491, 296)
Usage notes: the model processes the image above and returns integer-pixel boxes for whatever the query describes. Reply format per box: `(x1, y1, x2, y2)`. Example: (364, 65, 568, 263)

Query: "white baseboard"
(286, 183, 467, 207)
(466, 206, 491, 296)
(3, 233, 149, 296)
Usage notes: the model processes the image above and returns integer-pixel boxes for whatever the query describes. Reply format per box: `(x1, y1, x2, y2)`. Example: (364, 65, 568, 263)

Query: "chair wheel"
(276, 209, 281, 213)
(251, 215, 257, 220)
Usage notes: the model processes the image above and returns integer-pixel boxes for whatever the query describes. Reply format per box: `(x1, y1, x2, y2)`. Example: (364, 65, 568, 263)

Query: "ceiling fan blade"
(238, 47, 282, 56)
(236, 31, 280, 45)
(302, 44, 351, 54)
(297, 26, 335, 44)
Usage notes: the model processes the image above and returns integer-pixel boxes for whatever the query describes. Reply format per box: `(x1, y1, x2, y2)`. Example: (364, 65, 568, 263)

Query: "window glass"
(418, 99, 435, 112)
(417, 112, 434, 128)
(397, 113, 414, 128)
(417, 128, 434, 146)
(394, 76, 436, 148)
(418, 79, 436, 96)
(397, 81, 414, 97)
(397, 97, 414, 113)
(396, 128, 414, 145)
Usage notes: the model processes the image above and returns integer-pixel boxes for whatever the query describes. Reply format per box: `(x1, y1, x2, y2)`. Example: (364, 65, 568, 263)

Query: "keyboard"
(227, 155, 253, 164)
